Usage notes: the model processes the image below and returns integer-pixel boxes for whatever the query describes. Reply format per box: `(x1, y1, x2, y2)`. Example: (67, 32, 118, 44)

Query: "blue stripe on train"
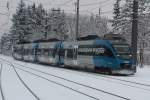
(32, 43, 39, 62)
(55, 41, 64, 65)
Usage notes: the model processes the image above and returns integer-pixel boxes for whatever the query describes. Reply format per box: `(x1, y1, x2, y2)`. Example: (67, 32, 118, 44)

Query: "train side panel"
(23, 43, 33, 62)
(37, 42, 56, 64)
(62, 40, 95, 70)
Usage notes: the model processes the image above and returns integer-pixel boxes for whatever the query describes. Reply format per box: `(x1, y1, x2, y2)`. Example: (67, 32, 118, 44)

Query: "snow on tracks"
(1, 58, 130, 100)
(1, 56, 150, 100)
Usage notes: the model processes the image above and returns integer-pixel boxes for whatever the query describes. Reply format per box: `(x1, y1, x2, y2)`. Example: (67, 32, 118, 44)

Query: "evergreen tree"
(11, 0, 27, 42)
(113, 0, 150, 43)
(95, 14, 108, 36)
(112, 0, 121, 32)
(30, 3, 37, 35)
(37, 4, 47, 38)
(49, 9, 68, 40)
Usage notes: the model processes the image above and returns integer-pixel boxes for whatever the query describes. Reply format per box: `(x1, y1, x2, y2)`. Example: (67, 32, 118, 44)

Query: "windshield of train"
(113, 44, 131, 60)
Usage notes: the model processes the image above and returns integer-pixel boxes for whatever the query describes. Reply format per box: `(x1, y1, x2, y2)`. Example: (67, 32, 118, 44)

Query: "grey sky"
(0, 0, 114, 37)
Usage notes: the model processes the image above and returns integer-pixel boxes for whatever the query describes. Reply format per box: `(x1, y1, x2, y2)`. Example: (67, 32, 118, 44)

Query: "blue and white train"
(12, 35, 136, 75)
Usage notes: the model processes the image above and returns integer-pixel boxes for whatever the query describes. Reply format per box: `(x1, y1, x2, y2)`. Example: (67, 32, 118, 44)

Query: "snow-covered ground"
(0, 54, 150, 100)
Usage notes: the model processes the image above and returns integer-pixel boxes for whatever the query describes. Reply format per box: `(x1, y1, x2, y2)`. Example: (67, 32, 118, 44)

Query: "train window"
(78, 45, 114, 57)
(49, 48, 53, 56)
(73, 48, 77, 59)
(42, 49, 49, 56)
(36, 49, 42, 55)
(59, 49, 65, 57)
(67, 49, 73, 58)
(52, 48, 58, 57)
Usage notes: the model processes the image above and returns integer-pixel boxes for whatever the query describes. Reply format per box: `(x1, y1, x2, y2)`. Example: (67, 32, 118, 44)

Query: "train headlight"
(117, 54, 120, 57)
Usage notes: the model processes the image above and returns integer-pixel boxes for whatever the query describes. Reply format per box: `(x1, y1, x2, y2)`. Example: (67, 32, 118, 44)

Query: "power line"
(0, 12, 9, 16)
(0, 6, 7, 7)
(0, 22, 9, 27)
(22, 0, 34, 3)
(79, 9, 113, 14)
(59, 0, 75, 7)
(80, 0, 112, 7)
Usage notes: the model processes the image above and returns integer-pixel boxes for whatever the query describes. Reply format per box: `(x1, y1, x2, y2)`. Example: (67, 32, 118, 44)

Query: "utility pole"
(76, 0, 79, 40)
(45, 13, 48, 39)
(99, 8, 101, 15)
(131, 0, 139, 72)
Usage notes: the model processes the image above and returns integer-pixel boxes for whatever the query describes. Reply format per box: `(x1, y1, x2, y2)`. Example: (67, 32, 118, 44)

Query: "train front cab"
(111, 43, 135, 75)
(93, 39, 119, 74)
(93, 39, 135, 75)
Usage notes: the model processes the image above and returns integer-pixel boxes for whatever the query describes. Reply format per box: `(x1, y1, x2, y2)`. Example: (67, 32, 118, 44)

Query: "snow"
(0, 54, 150, 100)
(1, 63, 37, 100)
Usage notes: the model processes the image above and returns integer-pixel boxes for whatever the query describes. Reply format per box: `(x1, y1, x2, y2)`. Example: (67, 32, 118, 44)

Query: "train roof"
(17, 38, 60, 44)
(77, 35, 101, 41)
(17, 40, 31, 44)
(104, 33, 129, 45)
(33, 38, 60, 43)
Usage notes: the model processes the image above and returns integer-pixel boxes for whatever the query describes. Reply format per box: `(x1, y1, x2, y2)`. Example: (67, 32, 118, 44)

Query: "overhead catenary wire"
(0, 12, 9, 16)
(80, 0, 113, 7)
(79, 10, 113, 15)
(59, 0, 75, 7)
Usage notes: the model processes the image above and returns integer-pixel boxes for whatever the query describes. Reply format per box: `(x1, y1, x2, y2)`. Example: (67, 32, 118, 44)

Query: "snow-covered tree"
(32, 3, 47, 39)
(48, 9, 68, 40)
(11, 2, 109, 41)
(112, 0, 150, 44)
(112, 0, 121, 32)
(112, 0, 150, 64)
(11, 0, 28, 43)
(95, 14, 109, 36)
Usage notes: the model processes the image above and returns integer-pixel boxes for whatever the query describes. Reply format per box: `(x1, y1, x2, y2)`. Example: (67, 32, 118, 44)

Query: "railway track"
(1, 58, 150, 100)
(3, 60, 41, 100)
(1, 59, 130, 100)
(1, 58, 150, 91)
(16, 60, 150, 88)
(0, 63, 5, 100)
(2, 57, 150, 88)
(11, 61, 150, 92)
(10, 63, 41, 100)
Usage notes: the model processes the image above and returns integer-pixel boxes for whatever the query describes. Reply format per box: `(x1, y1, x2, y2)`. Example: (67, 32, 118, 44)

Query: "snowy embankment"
(0, 55, 150, 100)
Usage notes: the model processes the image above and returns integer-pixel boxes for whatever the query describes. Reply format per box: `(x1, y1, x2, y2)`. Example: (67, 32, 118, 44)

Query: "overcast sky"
(0, 0, 114, 37)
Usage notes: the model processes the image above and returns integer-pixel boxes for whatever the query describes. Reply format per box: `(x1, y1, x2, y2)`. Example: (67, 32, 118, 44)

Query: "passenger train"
(12, 34, 136, 75)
